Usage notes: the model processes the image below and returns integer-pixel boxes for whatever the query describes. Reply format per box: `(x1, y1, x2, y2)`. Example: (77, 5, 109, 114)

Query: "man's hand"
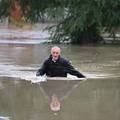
(36, 71, 40, 76)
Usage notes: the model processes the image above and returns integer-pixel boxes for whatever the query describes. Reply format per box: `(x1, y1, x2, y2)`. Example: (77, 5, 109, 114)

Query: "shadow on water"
(0, 77, 120, 120)
(40, 80, 82, 101)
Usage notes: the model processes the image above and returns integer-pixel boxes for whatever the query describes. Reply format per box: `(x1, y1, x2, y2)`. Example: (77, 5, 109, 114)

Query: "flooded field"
(0, 39, 120, 120)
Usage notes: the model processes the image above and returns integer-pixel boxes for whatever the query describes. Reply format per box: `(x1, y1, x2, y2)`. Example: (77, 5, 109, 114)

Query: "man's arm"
(36, 60, 48, 76)
(65, 61, 85, 78)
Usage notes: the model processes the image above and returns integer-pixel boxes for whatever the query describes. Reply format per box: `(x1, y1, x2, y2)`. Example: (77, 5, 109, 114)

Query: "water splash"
(0, 63, 114, 83)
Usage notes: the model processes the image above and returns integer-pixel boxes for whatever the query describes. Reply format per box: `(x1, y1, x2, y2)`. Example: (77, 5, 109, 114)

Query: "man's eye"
(53, 52, 58, 54)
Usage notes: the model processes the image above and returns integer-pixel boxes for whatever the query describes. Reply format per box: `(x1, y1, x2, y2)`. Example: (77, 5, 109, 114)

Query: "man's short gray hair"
(51, 46, 61, 53)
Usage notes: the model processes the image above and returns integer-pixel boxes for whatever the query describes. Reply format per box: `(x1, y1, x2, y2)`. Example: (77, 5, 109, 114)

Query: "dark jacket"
(36, 55, 85, 78)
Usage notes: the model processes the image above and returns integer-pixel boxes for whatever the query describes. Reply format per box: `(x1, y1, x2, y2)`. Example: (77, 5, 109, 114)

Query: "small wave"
(0, 39, 48, 45)
(0, 116, 10, 120)
(0, 64, 37, 81)
(84, 72, 114, 79)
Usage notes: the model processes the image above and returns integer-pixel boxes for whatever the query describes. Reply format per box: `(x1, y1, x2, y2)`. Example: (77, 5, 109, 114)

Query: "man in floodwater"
(36, 46, 85, 78)
(36, 46, 85, 112)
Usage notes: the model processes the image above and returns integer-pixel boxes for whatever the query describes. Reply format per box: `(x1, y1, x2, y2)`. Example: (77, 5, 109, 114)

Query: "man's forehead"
(51, 46, 61, 52)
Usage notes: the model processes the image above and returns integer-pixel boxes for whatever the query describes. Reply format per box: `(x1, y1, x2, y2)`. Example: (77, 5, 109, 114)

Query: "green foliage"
(0, 0, 120, 43)
(0, 0, 11, 19)
(48, 0, 105, 43)
(100, 0, 120, 31)
(20, 0, 63, 22)
(48, 0, 120, 43)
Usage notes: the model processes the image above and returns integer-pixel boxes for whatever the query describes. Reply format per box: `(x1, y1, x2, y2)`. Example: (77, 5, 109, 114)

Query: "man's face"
(50, 94, 60, 112)
(51, 47, 61, 61)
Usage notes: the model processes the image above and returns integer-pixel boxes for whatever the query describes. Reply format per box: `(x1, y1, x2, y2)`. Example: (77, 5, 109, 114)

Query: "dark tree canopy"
(0, 0, 120, 44)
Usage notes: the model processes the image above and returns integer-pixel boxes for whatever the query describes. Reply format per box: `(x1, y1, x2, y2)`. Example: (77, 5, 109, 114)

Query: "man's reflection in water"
(40, 80, 82, 112)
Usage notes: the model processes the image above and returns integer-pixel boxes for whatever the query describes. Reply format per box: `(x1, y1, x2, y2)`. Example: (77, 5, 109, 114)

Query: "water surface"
(0, 42, 120, 120)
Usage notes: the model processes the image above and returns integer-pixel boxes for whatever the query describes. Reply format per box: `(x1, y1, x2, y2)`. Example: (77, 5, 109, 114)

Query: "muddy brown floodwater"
(0, 43, 120, 120)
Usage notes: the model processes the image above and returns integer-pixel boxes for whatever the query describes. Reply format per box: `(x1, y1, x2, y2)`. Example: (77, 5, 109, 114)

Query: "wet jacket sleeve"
(66, 61, 85, 78)
(36, 60, 48, 76)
